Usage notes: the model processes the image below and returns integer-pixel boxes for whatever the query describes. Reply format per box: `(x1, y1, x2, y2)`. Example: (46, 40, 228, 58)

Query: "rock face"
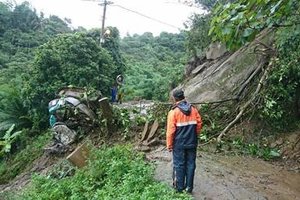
(206, 42, 227, 60)
(178, 30, 274, 103)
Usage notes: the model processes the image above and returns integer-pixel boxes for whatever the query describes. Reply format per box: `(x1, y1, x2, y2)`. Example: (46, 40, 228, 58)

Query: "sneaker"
(185, 187, 193, 194)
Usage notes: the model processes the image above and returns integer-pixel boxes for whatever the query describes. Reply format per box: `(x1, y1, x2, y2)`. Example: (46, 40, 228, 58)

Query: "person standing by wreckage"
(111, 85, 118, 103)
(166, 89, 202, 193)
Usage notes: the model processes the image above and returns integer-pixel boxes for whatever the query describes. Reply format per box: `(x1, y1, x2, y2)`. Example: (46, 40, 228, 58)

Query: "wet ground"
(148, 146, 300, 200)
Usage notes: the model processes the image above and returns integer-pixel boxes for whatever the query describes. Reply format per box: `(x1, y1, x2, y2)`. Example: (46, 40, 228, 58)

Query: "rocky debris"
(145, 146, 171, 162)
(281, 132, 300, 168)
(206, 42, 227, 60)
(184, 55, 207, 77)
(52, 123, 76, 145)
(134, 145, 151, 152)
(44, 143, 70, 155)
(117, 100, 154, 116)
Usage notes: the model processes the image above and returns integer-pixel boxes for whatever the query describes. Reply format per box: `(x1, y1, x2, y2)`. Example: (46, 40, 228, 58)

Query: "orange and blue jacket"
(166, 100, 202, 150)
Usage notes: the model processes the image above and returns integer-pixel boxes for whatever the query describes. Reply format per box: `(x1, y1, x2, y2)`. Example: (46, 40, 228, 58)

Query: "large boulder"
(178, 30, 274, 103)
(206, 42, 227, 60)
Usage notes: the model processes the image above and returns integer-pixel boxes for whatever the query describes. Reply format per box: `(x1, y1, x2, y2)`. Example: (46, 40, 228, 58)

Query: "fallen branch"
(254, 39, 276, 53)
(217, 61, 273, 142)
(159, 97, 238, 106)
(236, 63, 263, 100)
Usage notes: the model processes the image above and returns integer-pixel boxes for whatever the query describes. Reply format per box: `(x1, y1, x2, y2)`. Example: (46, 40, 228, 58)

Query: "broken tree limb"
(140, 121, 149, 142)
(236, 63, 263, 100)
(146, 119, 159, 142)
(217, 62, 272, 142)
(254, 39, 276, 54)
(98, 97, 113, 134)
(67, 142, 90, 168)
(160, 97, 238, 106)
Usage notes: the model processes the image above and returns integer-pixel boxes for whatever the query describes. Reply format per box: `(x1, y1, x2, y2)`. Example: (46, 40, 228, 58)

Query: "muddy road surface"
(148, 147, 300, 200)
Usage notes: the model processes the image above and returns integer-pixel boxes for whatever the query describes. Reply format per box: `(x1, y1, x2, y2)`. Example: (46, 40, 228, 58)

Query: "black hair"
(173, 89, 185, 101)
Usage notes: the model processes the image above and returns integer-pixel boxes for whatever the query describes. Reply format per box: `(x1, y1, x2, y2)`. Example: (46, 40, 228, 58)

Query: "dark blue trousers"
(172, 148, 196, 192)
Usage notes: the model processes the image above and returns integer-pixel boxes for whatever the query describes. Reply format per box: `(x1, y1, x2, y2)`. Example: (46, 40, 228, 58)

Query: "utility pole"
(82, 0, 113, 45)
(99, 0, 113, 45)
(100, 0, 107, 44)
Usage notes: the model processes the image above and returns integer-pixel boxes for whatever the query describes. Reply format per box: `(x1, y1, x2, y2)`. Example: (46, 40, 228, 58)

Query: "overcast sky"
(10, 0, 205, 37)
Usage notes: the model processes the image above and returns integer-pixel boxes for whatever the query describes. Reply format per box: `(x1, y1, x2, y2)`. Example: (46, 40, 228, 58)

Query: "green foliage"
(0, 132, 51, 184)
(47, 160, 75, 179)
(112, 107, 131, 139)
(10, 2, 41, 32)
(21, 145, 191, 200)
(208, 0, 300, 130)
(0, 1, 125, 134)
(0, 84, 32, 132)
(259, 24, 300, 130)
(195, 0, 233, 10)
(187, 0, 234, 55)
(22, 33, 115, 129)
(101, 27, 126, 78)
(198, 104, 231, 142)
(148, 103, 171, 126)
(209, 0, 300, 50)
(120, 32, 187, 101)
(0, 1, 76, 131)
(185, 14, 212, 57)
(40, 15, 72, 36)
(230, 137, 281, 161)
(246, 143, 281, 161)
(0, 124, 22, 156)
(85, 27, 126, 79)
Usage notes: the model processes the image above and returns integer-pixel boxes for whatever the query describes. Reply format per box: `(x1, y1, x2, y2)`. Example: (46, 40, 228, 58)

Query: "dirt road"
(148, 147, 300, 200)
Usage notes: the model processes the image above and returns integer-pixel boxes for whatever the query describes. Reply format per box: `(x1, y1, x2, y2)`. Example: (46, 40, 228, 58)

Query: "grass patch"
(20, 145, 191, 200)
(0, 132, 51, 184)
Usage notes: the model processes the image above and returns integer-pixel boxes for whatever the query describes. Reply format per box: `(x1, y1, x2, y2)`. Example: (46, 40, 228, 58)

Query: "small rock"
(134, 145, 151, 152)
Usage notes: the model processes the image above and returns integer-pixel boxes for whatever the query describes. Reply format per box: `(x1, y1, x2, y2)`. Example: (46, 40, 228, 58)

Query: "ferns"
(0, 84, 32, 133)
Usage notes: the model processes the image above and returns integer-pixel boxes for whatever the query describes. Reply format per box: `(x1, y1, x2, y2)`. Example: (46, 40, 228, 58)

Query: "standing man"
(111, 85, 117, 103)
(166, 89, 202, 193)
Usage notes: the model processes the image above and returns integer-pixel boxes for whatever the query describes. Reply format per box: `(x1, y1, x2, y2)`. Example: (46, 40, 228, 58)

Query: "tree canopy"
(120, 32, 187, 101)
(209, 0, 300, 49)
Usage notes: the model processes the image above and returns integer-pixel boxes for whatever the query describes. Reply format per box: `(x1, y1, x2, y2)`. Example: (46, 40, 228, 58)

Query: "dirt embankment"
(149, 146, 300, 200)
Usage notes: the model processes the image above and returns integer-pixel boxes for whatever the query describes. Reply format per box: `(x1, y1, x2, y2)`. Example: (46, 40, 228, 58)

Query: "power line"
(111, 4, 181, 30)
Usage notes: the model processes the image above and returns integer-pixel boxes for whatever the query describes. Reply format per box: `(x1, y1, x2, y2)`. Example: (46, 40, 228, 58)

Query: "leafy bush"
(230, 138, 281, 161)
(22, 33, 116, 129)
(209, 0, 299, 50)
(259, 24, 300, 130)
(21, 145, 191, 200)
(0, 84, 32, 132)
(185, 14, 212, 57)
(111, 107, 131, 139)
(0, 124, 22, 156)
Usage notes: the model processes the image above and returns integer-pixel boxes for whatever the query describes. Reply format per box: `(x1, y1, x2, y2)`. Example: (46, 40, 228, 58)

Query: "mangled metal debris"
(45, 87, 112, 154)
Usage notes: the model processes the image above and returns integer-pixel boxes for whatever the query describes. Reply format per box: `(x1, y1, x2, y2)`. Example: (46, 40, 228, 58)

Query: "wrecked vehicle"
(45, 87, 106, 154)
